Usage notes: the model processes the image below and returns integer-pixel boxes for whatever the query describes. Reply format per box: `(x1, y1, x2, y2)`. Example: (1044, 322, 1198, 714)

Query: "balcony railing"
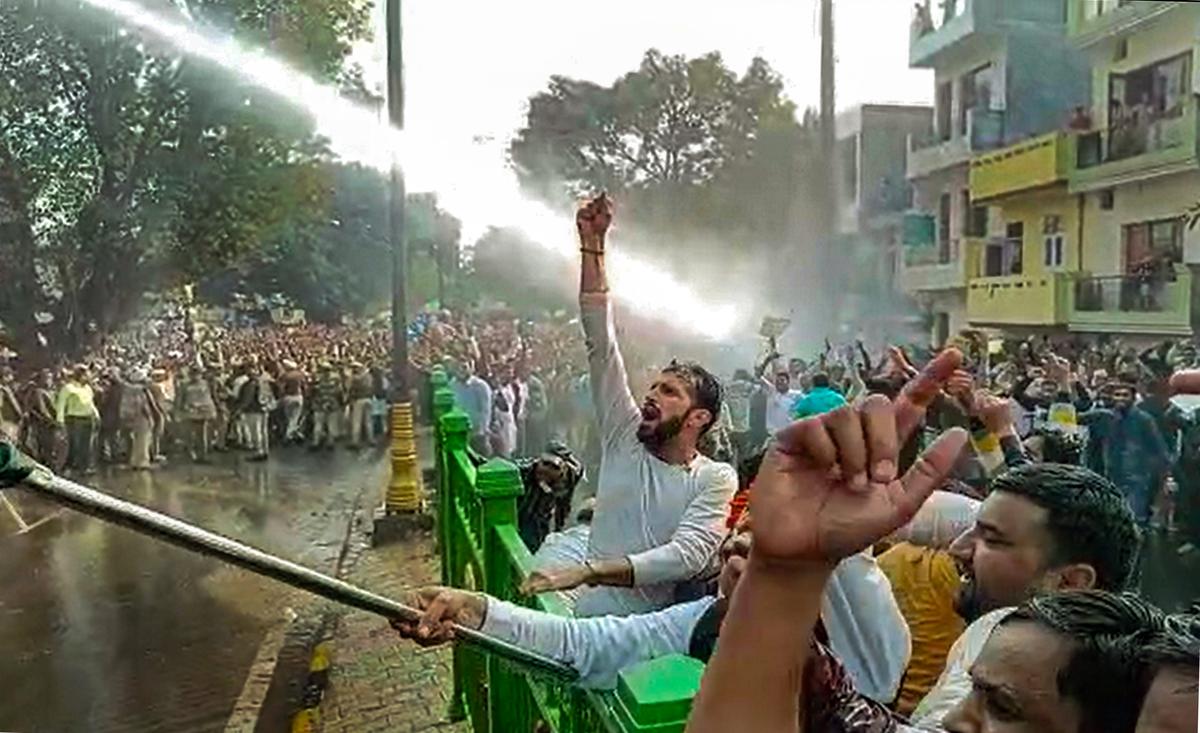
(1071, 103, 1199, 189)
(1073, 273, 1174, 313)
(1067, 268, 1193, 335)
(968, 273, 1070, 326)
(970, 132, 1072, 201)
(901, 237, 982, 292)
(1077, 111, 1193, 168)
(909, 108, 1005, 179)
(909, 0, 977, 67)
(1069, 0, 1181, 47)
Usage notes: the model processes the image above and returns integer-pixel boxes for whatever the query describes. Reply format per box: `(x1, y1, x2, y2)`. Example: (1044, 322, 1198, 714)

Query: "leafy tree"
(198, 167, 464, 321)
(511, 51, 798, 196)
(508, 51, 826, 307)
(0, 0, 370, 359)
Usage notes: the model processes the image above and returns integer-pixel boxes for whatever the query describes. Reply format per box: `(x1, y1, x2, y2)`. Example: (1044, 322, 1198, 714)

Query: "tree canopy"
(0, 0, 371, 359)
(198, 167, 464, 322)
(505, 49, 826, 310)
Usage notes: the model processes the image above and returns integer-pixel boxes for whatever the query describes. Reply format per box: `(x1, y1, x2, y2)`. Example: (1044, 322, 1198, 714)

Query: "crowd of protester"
(392, 195, 1199, 733)
(0, 309, 591, 481)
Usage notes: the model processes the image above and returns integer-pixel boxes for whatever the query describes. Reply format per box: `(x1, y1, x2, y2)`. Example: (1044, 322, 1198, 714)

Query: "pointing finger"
(896, 348, 963, 441)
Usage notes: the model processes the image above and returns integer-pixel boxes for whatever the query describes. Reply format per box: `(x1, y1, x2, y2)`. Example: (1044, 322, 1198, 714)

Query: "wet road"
(1138, 530, 1200, 613)
(0, 448, 386, 733)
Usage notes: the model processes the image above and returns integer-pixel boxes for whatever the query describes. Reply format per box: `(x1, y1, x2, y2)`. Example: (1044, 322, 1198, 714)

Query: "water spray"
(0, 442, 577, 679)
(74, 0, 738, 339)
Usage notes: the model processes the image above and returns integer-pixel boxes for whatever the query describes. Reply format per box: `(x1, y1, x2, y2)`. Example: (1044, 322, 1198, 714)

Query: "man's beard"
(637, 414, 686, 449)
(954, 572, 1009, 623)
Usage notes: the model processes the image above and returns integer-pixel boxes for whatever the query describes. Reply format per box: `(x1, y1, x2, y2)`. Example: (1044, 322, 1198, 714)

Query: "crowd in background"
(717, 332, 1200, 544)
(0, 310, 597, 482)
(0, 325, 393, 474)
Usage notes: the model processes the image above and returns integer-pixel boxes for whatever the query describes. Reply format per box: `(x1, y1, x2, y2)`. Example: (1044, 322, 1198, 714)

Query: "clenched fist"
(576, 193, 614, 251)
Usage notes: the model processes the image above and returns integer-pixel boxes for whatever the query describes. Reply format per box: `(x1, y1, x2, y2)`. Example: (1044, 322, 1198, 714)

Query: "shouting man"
(522, 195, 738, 617)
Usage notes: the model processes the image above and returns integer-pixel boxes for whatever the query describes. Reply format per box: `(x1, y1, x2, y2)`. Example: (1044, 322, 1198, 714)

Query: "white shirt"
(483, 552, 911, 701)
(578, 296, 738, 617)
(765, 387, 803, 435)
(910, 607, 1014, 726)
(890, 490, 981, 549)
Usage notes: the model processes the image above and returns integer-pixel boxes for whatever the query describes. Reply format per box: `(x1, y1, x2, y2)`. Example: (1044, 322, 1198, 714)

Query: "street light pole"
(375, 0, 426, 540)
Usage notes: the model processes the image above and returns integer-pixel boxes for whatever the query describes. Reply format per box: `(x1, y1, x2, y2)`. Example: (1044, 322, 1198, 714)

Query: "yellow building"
(966, 133, 1079, 332)
(961, 1, 1200, 338)
(900, 0, 1090, 345)
(1061, 0, 1199, 336)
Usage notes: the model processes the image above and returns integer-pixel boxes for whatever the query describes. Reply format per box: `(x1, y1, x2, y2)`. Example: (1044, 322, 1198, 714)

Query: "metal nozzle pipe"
(0, 442, 576, 680)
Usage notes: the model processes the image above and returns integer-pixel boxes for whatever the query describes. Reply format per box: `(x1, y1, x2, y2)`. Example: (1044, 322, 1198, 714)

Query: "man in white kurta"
(522, 195, 738, 618)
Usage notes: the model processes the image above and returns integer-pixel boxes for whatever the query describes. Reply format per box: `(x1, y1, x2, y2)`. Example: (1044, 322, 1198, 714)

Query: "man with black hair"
(1134, 614, 1199, 733)
(938, 591, 1167, 733)
(677, 379, 1171, 733)
(792, 371, 847, 419)
(913, 462, 1142, 725)
(1079, 379, 1171, 526)
(520, 195, 737, 617)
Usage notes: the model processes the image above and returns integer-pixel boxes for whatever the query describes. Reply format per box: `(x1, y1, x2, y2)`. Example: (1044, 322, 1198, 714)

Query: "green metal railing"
(429, 368, 702, 733)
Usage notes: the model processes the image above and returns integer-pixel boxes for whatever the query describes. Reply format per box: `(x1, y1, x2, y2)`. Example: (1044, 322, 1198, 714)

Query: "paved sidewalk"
(317, 528, 469, 733)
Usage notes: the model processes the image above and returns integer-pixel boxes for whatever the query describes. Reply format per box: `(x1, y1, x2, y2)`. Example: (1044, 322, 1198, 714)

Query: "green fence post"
(433, 384, 457, 587)
(477, 458, 527, 733)
(439, 409, 471, 722)
(610, 656, 705, 733)
(429, 366, 449, 420)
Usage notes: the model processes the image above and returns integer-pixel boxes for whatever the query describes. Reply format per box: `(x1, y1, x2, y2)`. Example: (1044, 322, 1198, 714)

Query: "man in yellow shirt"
(876, 541, 964, 715)
(55, 365, 100, 474)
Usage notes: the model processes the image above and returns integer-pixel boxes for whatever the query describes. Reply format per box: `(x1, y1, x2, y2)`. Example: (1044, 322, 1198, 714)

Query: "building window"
(1123, 218, 1182, 273)
(959, 64, 993, 137)
(936, 82, 953, 141)
(1043, 215, 1065, 270)
(938, 193, 952, 263)
(1107, 52, 1192, 160)
(1085, 0, 1135, 21)
(984, 222, 1024, 277)
(964, 199, 988, 237)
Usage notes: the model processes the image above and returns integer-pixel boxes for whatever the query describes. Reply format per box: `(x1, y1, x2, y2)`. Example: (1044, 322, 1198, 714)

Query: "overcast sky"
(358, 0, 933, 148)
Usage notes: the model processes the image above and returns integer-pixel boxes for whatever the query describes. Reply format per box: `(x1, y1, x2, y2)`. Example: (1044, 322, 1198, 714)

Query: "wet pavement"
(1138, 530, 1200, 613)
(0, 447, 386, 733)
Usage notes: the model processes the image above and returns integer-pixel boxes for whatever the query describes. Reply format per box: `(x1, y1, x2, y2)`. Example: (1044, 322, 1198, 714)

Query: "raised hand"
(974, 390, 1016, 437)
(519, 563, 592, 595)
(887, 345, 919, 380)
(944, 369, 976, 411)
(1045, 354, 1071, 385)
(754, 350, 969, 565)
(576, 193, 614, 250)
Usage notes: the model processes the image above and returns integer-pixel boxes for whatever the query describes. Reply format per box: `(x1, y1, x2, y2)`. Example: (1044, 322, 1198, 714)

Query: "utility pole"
(817, 0, 839, 329)
(374, 0, 428, 543)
